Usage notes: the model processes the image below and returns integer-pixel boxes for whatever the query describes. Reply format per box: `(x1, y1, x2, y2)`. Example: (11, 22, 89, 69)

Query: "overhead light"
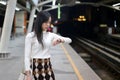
(100, 24, 107, 27)
(52, 0, 56, 8)
(15, 7, 21, 11)
(74, 15, 86, 22)
(34, 15, 37, 18)
(112, 3, 120, 7)
(0, 1, 6, 5)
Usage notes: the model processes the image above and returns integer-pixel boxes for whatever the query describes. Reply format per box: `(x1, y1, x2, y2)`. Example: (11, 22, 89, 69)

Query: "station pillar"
(27, 7, 36, 33)
(0, 0, 17, 59)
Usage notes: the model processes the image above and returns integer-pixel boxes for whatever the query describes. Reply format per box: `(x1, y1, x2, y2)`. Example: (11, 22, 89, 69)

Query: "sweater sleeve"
(52, 33, 72, 43)
(24, 34, 32, 71)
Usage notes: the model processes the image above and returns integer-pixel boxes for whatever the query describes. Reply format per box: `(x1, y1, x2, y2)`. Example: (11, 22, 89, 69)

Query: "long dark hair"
(34, 11, 51, 48)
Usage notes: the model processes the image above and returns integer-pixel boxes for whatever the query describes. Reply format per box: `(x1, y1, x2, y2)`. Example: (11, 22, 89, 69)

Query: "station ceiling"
(58, 0, 120, 5)
(0, 0, 120, 16)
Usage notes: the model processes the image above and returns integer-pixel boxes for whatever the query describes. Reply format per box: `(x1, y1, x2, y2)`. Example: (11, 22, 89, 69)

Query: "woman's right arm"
(24, 34, 32, 79)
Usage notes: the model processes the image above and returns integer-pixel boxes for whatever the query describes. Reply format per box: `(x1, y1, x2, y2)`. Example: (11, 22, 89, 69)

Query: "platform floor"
(0, 35, 101, 80)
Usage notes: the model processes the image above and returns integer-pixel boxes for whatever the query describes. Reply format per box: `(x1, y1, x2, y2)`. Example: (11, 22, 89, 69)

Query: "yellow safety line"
(61, 44, 84, 80)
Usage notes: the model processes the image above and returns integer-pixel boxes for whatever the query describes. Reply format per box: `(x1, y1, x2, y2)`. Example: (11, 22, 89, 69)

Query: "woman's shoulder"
(26, 32, 35, 38)
(48, 32, 56, 35)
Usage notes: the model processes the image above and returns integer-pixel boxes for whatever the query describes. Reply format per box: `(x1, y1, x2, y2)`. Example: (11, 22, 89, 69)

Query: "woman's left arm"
(51, 33, 72, 46)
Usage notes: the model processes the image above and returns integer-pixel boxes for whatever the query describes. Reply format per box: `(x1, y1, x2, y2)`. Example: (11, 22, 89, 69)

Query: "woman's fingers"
(57, 38, 61, 42)
(53, 38, 64, 46)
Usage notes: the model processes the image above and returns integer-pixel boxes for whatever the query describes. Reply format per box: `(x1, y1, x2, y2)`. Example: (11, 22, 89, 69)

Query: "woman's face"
(42, 17, 51, 31)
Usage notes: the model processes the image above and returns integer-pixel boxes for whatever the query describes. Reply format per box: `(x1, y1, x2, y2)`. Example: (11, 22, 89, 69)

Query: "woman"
(24, 11, 72, 80)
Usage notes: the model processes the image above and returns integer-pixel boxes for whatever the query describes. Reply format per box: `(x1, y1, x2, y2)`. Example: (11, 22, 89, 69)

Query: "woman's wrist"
(61, 39, 64, 43)
(25, 70, 31, 76)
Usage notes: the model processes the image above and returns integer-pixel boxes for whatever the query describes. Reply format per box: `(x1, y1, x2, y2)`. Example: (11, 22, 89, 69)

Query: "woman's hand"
(26, 75, 32, 80)
(25, 71, 32, 80)
(52, 38, 64, 46)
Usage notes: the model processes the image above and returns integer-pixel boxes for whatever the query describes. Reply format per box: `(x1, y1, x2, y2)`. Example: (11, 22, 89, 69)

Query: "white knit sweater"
(24, 31, 72, 71)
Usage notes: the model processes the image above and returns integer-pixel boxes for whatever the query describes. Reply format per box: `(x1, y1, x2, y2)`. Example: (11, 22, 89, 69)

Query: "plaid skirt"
(32, 58, 55, 80)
